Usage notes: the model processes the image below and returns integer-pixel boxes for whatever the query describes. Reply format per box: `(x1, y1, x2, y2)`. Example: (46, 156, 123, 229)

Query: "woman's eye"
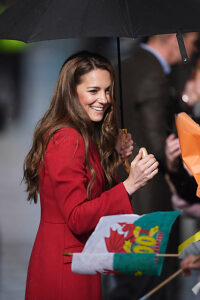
(89, 89, 98, 94)
(106, 89, 111, 94)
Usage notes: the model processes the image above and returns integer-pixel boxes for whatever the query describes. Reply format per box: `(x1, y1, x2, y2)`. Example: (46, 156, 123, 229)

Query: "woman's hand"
(115, 129, 134, 160)
(165, 134, 181, 172)
(123, 149, 159, 195)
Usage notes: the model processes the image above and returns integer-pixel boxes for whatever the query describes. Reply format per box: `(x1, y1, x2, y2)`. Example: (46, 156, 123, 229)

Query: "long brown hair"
(23, 51, 120, 203)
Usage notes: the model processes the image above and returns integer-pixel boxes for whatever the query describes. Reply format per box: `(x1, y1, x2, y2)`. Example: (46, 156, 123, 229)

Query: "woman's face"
(76, 69, 112, 122)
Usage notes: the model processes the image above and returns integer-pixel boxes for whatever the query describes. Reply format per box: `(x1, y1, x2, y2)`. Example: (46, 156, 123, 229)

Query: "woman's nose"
(98, 92, 108, 103)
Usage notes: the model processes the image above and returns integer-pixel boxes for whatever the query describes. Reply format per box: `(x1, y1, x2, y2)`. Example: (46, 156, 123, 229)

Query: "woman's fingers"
(140, 159, 159, 181)
(135, 155, 158, 172)
(138, 154, 156, 165)
(131, 153, 159, 178)
(120, 146, 133, 158)
(131, 150, 143, 166)
(145, 163, 159, 179)
(121, 150, 133, 158)
(150, 167, 159, 177)
(131, 152, 158, 169)
(118, 130, 134, 159)
(126, 132, 132, 140)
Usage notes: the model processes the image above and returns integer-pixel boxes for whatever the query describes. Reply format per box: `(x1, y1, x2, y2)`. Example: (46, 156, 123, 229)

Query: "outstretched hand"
(181, 254, 200, 276)
(165, 133, 181, 172)
(123, 149, 159, 195)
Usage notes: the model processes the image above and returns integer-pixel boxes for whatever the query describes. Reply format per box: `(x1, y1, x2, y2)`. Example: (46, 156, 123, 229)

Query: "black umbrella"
(0, 0, 200, 41)
(0, 0, 199, 125)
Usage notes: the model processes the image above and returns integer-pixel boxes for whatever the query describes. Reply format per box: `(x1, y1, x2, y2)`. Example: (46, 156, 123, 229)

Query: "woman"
(24, 51, 159, 300)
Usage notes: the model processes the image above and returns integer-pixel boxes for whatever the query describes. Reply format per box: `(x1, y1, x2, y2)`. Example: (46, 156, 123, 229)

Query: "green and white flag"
(71, 211, 180, 276)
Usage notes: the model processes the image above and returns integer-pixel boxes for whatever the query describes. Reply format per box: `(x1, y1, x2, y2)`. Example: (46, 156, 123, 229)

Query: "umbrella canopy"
(0, 0, 200, 42)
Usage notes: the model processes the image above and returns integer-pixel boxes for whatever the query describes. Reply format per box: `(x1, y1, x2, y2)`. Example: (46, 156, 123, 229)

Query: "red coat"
(25, 127, 133, 300)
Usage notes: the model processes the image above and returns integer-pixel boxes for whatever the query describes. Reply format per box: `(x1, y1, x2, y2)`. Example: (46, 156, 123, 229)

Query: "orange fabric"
(175, 112, 200, 197)
(25, 127, 133, 300)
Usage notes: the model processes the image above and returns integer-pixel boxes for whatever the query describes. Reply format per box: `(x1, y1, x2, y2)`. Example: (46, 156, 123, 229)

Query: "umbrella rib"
(122, 0, 134, 38)
(28, 0, 55, 42)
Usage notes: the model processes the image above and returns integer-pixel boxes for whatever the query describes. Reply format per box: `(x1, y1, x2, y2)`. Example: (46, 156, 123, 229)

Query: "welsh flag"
(70, 211, 180, 276)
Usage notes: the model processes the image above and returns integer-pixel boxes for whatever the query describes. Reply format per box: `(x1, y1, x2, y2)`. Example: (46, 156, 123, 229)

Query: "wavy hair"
(23, 51, 120, 203)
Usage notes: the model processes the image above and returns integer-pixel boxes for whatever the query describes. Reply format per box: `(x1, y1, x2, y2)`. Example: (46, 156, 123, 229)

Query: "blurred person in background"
(165, 49, 200, 218)
(122, 32, 198, 215)
(104, 33, 199, 300)
(165, 133, 200, 218)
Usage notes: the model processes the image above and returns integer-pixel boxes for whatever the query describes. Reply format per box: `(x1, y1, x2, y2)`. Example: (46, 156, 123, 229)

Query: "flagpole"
(156, 254, 179, 257)
(63, 253, 179, 257)
(139, 269, 183, 300)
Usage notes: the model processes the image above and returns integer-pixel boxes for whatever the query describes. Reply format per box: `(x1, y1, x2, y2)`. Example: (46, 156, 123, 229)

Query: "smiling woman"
(23, 51, 159, 300)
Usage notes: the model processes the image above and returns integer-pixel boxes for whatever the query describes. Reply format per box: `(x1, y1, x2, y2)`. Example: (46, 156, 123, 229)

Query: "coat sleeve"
(135, 72, 171, 172)
(45, 128, 133, 236)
